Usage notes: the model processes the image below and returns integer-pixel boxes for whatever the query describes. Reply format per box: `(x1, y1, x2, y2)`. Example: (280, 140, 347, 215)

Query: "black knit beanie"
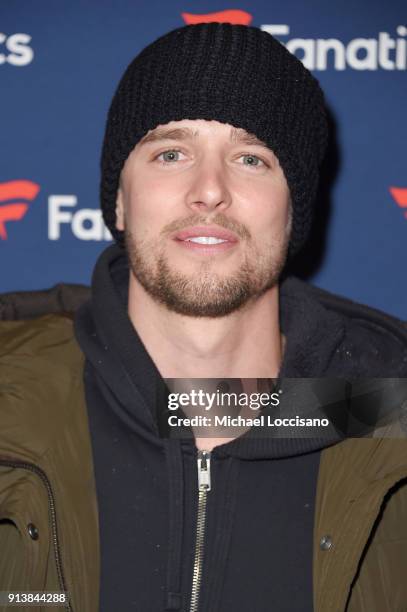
(100, 22, 328, 256)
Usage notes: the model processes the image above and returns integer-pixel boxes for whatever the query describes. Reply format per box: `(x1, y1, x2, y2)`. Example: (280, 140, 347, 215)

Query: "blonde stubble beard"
(124, 221, 291, 318)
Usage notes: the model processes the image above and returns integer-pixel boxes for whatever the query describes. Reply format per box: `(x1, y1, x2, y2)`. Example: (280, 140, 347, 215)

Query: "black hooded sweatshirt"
(74, 244, 407, 612)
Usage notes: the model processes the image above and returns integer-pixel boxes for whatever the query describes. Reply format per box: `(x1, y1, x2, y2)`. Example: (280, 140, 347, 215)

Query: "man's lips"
(172, 224, 239, 254)
(173, 226, 239, 242)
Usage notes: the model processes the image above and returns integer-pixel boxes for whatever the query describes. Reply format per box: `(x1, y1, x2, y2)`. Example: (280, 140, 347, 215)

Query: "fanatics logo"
(0, 180, 111, 242)
(0, 180, 40, 239)
(180, 11, 407, 71)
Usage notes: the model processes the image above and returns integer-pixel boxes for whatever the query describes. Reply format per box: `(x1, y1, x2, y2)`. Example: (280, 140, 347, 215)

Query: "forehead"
(137, 119, 271, 151)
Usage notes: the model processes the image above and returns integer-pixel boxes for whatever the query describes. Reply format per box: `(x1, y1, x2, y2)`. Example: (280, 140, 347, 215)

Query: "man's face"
(116, 119, 292, 318)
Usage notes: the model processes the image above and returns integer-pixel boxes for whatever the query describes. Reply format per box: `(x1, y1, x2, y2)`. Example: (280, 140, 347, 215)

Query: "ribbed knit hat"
(100, 22, 328, 256)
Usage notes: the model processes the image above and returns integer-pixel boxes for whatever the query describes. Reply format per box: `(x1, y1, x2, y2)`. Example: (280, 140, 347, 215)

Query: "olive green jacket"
(1, 314, 407, 612)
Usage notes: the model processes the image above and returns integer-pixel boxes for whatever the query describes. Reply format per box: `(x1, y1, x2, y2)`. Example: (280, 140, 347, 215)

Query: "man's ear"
(116, 185, 125, 231)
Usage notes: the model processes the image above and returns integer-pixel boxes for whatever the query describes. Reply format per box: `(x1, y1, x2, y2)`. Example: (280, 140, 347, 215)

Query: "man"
(1, 22, 407, 612)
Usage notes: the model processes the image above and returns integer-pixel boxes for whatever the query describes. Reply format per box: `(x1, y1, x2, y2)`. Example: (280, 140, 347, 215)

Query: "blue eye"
(156, 149, 183, 163)
(241, 154, 264, 167)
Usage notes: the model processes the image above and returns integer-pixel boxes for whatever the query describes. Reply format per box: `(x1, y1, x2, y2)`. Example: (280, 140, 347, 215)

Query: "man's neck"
(127, 274, 284, 379)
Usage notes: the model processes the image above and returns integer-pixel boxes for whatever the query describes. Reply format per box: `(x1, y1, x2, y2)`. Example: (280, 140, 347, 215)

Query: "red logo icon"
(389, 187, 407, 219)
(0, 180, 40, 239)
(181, 9, 253, 25)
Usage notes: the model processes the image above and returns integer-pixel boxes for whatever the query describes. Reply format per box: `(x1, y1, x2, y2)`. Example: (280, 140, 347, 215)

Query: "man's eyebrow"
(138, 126, 271, 151)
(138, 127, 197, 145)
(230, 129, 270, 150)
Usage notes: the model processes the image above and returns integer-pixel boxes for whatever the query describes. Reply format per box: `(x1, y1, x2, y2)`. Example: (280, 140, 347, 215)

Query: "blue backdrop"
(1, 1, 406, 318)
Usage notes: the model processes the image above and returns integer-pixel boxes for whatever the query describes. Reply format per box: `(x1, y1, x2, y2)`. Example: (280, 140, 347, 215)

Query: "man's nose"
(185, 158, 232, 213)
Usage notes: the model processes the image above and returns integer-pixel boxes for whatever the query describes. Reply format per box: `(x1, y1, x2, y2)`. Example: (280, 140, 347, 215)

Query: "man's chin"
(146, 290, 256, 318)
(136, 270, 276, 318)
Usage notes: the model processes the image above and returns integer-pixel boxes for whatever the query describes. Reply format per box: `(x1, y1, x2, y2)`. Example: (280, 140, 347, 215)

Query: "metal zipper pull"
(197, 450, 211, 492)
(189, 450, 211, 612)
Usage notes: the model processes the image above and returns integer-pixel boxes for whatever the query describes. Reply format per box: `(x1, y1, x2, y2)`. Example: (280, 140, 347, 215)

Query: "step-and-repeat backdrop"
(1, 1, 406, 318)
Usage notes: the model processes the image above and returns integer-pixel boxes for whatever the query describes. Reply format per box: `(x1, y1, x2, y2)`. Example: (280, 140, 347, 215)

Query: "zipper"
(189, 450, 211, 612)
(0, 458, 72, 612)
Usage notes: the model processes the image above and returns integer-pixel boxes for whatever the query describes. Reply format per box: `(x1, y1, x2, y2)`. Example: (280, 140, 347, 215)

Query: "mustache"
(161, 213, 251, 241)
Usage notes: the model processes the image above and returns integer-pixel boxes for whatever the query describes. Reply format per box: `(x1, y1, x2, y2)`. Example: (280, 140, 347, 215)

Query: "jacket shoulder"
(0, 313, 83, 368)
(0, 314, 85, 459)
(0, 284, 87, 374)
